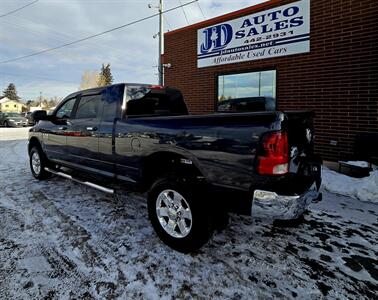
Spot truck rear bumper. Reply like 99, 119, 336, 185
251, 183, 321, 220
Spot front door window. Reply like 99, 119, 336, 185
55, 98, 76, 119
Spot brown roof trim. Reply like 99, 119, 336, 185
165, 0, 283, 36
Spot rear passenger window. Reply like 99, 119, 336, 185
75, 94, 101, 119
101, 85, 123, 121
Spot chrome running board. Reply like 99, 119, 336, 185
44, 167, 114, 194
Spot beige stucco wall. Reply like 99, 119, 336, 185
0, 100, 26, 113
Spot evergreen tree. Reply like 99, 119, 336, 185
3, 83, 20, 101
98, 63, 114, 86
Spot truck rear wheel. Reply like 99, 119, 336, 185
29, 146, 50, 180
148, 177, 213, 253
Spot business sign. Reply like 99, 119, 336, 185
197, 0, 310, 68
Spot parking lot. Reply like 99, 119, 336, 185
0, 127, 377, 299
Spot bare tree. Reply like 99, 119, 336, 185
79, 70, 100, 90
48, 96, 61, 108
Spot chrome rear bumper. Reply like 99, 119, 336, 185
251, 183, 320, 220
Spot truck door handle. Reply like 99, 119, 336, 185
58, 126, 67, 130
86, 126, 98, 131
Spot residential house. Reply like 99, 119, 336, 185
0, 97, 27, 113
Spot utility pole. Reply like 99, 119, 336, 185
158, 0, 164, 86
150, 0, 165, 85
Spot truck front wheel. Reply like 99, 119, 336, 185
29, 146, 50, 180
148, 177, 213, 253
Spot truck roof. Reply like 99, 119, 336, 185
64, 83, 165, 100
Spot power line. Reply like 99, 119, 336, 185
0, 0, 198, 65
197, 1, 206, 19
0, 17, 132, 62
0, 0, 39, 18
178, 0, 190, 25
0, 72, 77, 85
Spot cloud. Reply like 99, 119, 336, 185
0, 0, 266, 100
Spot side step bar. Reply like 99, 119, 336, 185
45, 167, 114, 194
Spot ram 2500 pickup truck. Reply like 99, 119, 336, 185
28, 83, 322, 253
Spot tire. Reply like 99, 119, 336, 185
148, 177, 213, 253
29, 146, 50, 180
4, 121, 9, 127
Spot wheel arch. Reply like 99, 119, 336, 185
141, 151, 205, 189
28, 136, 43, 154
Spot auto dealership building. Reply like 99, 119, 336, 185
163, 0, 377, 161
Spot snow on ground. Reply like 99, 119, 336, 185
322, 167, 378, 203
339, 161, 371, 168
0, 128, 377, 299
0, 126, 30, 141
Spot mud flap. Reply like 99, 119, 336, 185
297, 154, 322, 191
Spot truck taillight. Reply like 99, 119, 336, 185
148, 85, 164, 90
258, 131, 289, 175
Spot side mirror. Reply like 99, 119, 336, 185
32, 110, 47, 122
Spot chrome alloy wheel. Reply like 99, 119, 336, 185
156, 189, 193, 238
31, 151, 41, 175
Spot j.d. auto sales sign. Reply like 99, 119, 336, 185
197, 0, 310, 68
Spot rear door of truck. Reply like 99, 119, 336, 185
65, 93, 102, 169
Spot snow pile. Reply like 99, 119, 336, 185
322, 167, 378, 203
339, 160, 371, 168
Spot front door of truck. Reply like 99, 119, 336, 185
44, 97, 77, 162
65, 93, 102, 170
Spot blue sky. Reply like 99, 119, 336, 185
0, 0, 264, 101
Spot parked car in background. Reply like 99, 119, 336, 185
25, 111, 36, 126
0, 112, 28, 127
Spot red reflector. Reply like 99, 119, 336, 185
148, 85, 164, 90
258, 131, 289, 175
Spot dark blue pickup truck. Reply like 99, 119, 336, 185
28, 83, 322, 252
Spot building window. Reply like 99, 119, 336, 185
14, 104, 17, 108
217, 70, 276, 112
